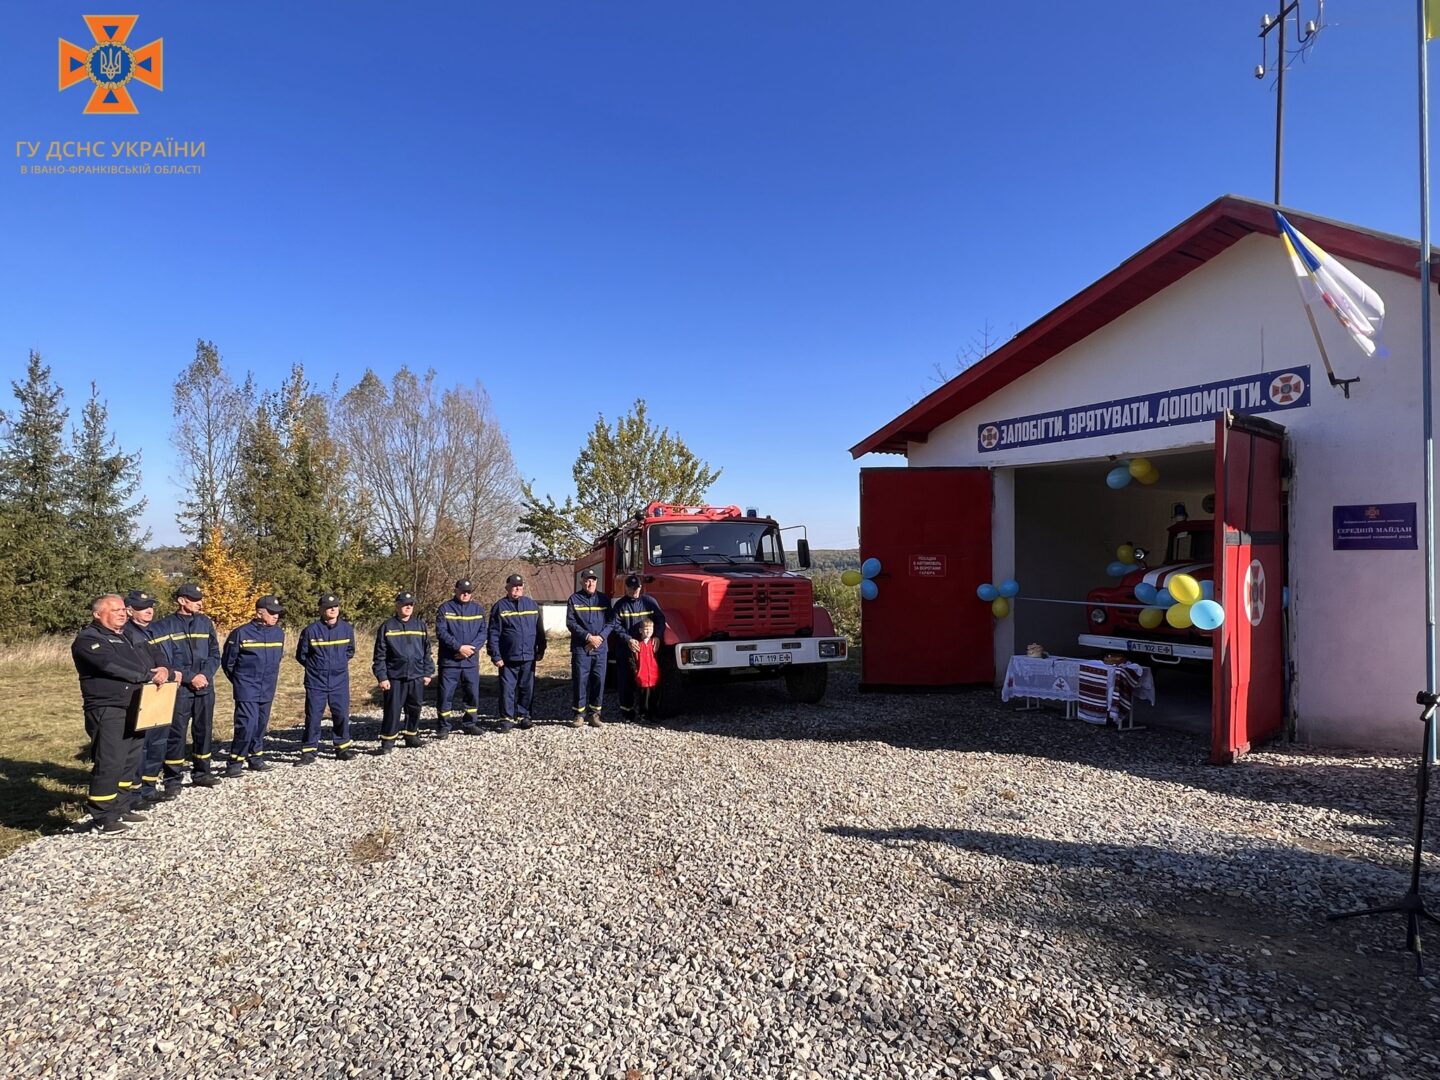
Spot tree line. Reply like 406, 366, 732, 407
0, 344, 727, 640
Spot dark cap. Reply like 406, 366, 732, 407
124, 589, 157, 610
318, 593, 341, 609
175, 583, 203, 601
455, 579, 474, 593
624, 574, 642, 589
256, 595, 285, 614
394, 591, 416, 605
580, 568, 598, 581
505, 573, 524, 587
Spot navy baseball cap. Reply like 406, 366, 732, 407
175, 583, 203, 601
124, 589, 157, 610
580, 569, 598, 581
395, 591, 416, 605
318, 593, 341, 609
455, 579, 474, 593
505, 574, 524, 587
256, 595, 285, 614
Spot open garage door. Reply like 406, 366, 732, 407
1212, 413, 1286, 763
859, 468, 993, 689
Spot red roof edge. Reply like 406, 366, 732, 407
850, 195, 1430, 458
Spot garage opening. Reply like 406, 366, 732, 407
1012, 449, 1217, 735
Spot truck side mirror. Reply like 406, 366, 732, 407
796, 538, 811, 570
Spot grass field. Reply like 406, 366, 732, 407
0, 631, 575, 859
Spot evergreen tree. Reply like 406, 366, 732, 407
66, 383, 148, 602
519, 399, 721, 561
0, 353, 73, 635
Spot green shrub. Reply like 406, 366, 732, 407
809, 571, 861, 644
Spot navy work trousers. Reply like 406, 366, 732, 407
497, 661, 535, 720
164, 688, 216, 788
437, 663, 479, 731
570, 646, 607, 716
380, 678, 424, 742
303, 686, 352, 754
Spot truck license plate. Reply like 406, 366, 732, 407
1129, 641, 1173, 657
749, 652, 793, 666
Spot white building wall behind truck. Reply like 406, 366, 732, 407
909, 232, 1437, 750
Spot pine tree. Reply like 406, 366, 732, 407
519, 399, 721, 561
193, 526, 262, 632
66, 383, 148, 602
0, 352, 73, 635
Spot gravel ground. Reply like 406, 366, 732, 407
3, 668, 1440, 1079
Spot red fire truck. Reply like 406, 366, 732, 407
573, 502, 848, 715
1079, 519, 1217, 663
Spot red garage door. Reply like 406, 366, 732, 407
1212, 412, 1287, 763
859, 467, 993, 689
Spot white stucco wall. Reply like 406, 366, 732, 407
908, 231, 1438, 750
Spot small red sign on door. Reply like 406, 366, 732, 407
910, 554, 947, 577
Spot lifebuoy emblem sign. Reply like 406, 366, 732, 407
1244, 559, 1266, 627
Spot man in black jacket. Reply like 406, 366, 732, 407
72, 594, 169, 835
373, 591, 435, 751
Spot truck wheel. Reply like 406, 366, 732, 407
784, 663, 828, 704
656, 652, 686, 720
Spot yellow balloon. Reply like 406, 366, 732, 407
1116, 543, 1136, 563
1166, 603, 1193, 629
990, 597, 1011, 618
1167, 573, 1202, 605
840, 569, 862, 587
1128, 458, 1152, 479
1136, 467, 1160, 486
1138, 606, 1164, 629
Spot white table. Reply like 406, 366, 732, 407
1001, 655, 1156, 728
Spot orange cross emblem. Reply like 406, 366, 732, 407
59, 16, 163, 115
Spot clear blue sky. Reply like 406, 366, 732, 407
0, 2, 1430, 548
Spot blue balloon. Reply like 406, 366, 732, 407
1200, 580, 1215, 601
861, 557, 882, 580
977, 583, 999, 602
998, 578, 1020, 598
1282, 585, 1290, 610
1156, 591, 1177, 609
1106, 561, 1128, 578
860, 579, 879, 601
1191, 599, 1225, 631
1106, 466, 1133, 490
1134, 582, 1158, 605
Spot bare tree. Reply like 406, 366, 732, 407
929, 319, 1015, 387
172, 340, 252, 542
337, 368, 521, 608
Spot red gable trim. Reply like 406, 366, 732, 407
850, 195, 1431, 458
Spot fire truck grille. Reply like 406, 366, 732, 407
714, 581, 807, 634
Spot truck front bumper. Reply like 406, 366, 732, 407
674, 637, 848, 671
1078, 633, 1213, 661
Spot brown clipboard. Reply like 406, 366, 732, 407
133, 680, 178, 730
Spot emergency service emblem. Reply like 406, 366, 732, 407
59, 16, 163, 115
1244, 559, 1266, 627
979, 425, 1000, 450
1268, 371, 1306, 406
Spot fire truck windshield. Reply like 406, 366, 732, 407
649, 522, 784, 565
1168, 527, 1214, 563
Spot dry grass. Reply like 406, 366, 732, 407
348, 824, 399, 864
0, 629, 574, 859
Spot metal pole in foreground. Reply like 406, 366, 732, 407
1420, 0, 1437, 762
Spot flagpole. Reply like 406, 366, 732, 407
1419, 0, 1437, 761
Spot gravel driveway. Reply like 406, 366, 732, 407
2, 669, 1439, 1079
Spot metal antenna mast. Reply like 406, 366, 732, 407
1255, 1, 1326, 204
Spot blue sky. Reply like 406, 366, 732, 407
0, 2, 1431, 548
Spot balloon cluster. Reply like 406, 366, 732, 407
1106, 542, 1142, 579
976, 578, 1020, 618
841, 558, 884, 600
1133, 573, 1225, 631
1105, 457, 1161, 490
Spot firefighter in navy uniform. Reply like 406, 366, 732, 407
152, 583, 222, 792
221, 595, 286, 775
294, 593, 358, 763
435, 578, 486, 737
611, 574, 667, 722
72, 594, 170, 835
121, 589, 181, 808
486, 573, 545, 732
372, 591, 435, 752
565, 569, 620, 728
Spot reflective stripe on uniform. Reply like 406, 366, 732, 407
310, 638, 352, 646
241, 641, 283, 648
384, 630, 425, 637
498, 610, 537, 618
442, 614, 484, 621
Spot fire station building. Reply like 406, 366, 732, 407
851, 194, 1438, 759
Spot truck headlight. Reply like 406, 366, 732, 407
1090, 608, 1106, 624
681, 646, 713, 665
819, 641, 845, 658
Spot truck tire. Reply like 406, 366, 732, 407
656, 652, 686, 720
784, 663, 828, 704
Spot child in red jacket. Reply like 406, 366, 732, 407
630, 618, 661, 723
